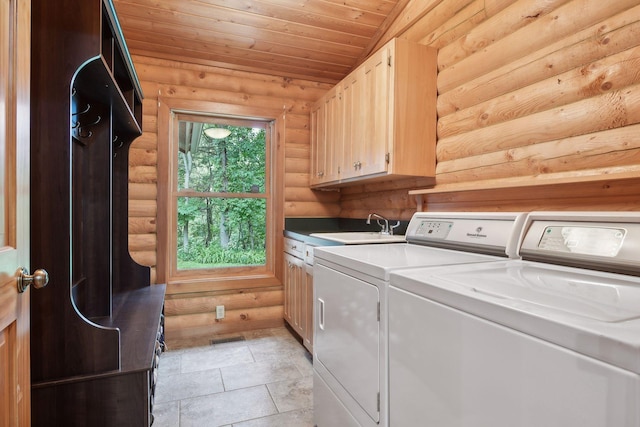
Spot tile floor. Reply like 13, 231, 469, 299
152, 327, 314, 427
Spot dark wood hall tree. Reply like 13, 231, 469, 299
30, 0, 165, 425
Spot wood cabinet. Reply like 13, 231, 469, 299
283, 237, 313, 352
310, 38, 437, 187
29, 1, 164, 426
310, 85, 342, 186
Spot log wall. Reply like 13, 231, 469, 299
341, 0, 640, 218
129, 0, 640, 346
128, 56, 336, 347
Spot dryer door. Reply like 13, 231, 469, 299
314, 263, 380, 422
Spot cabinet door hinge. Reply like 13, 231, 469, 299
387, 55, 392, 67
377, 302, 381, 321
385, 152, 390, 164
377, 392, 381, 411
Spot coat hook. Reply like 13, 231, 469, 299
73, 103, 91, 116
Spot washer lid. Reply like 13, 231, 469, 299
313, 243, 501, 281
390, 260, 640, 374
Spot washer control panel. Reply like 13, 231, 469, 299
538, 226, 626, 257
520, 212, 640, 273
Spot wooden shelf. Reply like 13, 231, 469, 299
410, 167, 640, 196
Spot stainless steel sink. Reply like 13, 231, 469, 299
310, 232, 406, 245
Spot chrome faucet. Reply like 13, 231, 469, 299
367, 213, 390, 235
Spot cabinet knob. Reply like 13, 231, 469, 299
16, 267, 49, 293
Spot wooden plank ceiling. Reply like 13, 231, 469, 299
113, 0, 405, 84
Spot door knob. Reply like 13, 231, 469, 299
16, 267, 49, 293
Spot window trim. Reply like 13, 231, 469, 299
156, 97, 284, 287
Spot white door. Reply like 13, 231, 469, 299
1, 0, 40, 425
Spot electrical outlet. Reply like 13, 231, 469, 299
216, 305, 225, 319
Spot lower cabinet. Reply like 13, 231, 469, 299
283, 237, 314, 353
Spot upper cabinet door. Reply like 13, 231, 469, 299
323, 86, 342, 183
341, 67, 364, 179
0, 0, 33, 425
361, 43, 392, 178
309, 38, 436, 188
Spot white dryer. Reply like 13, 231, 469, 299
388, 212, 640, 427
312, 212, 527, 427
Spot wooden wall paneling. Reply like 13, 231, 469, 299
142, 113, 157, 133
436, 124, 640, 183
286, 143, 310, 160
438, 44, 640, 139
284, 113, 312, 131
129, 55, 336, 343
285, 128, 310, 146
131, 251, 157, 267
340, 188, 416, 220
128, 233, 157, 253
412, 0, 486, 48
166, 276, 282, 296
164, 288, 283, 316
133, 56, 331, 106
437, 0, 572, 71
130, 132, 157, 150
165, 314, 285, 349
437, 0, 639, 94
417, 177, 640, 213
129, 165, 157, 183
129, 148, 157, 167
436, 82, 640, 163
157, 85, 314, 117
437, 6, 640, 116
128, 199, 157, 218
285, 157, 310, 174
284, 201, 341, 217
128, 216, 156, 234
165, 305, 284, 331
373, 0, 447, 50
285, 173, 312, 188
284, 187, 341, 204
129, 183, 157, 200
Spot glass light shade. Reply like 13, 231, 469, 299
204, 127, 231, 139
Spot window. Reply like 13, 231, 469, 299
170, 113, 274, 277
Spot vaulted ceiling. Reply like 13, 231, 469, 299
113, 0, 406, 84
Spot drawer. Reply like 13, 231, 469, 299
284, 237, 304, 258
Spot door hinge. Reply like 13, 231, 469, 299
387, 55, 392, 67
377, 392, 381, 411
385, 152, 390, 164
377, 302, 381, 321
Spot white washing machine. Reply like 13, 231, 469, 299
312, 212, 527, 427
388, 212, 640, 427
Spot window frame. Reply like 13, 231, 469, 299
156, 98, 284, 287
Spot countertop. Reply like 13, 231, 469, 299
284, 217, 408, 246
